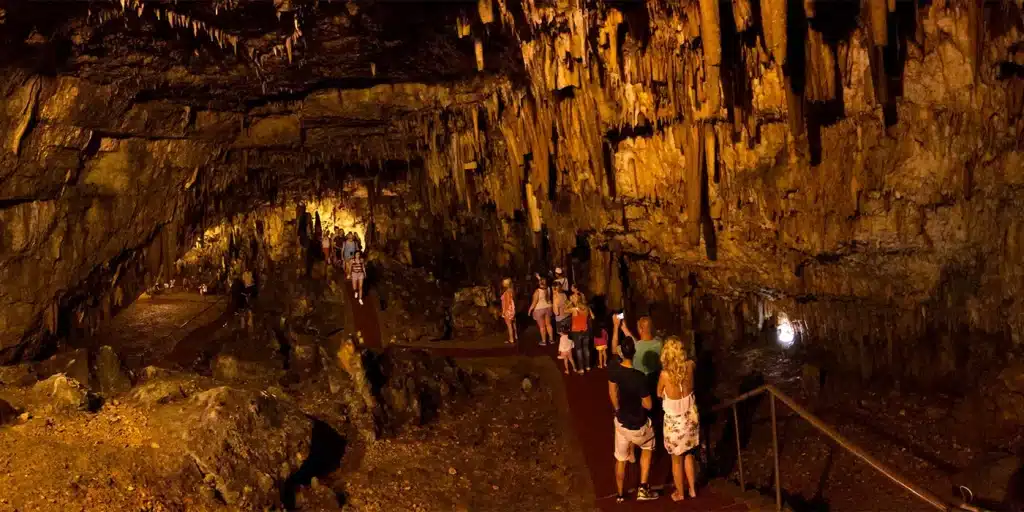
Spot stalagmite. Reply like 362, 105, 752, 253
759, 0, 787, 64
698, 0, 722, 116
370, 62, 376, 76
286, 36, 293, 64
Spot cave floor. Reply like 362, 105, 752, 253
20, 286, 991, 511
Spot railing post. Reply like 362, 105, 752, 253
771, 394, 782, 512
732, 403, 744, 491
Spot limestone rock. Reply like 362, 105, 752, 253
92, 345, 131, 395
31, 374, 96, 412
180, 386, 312, 508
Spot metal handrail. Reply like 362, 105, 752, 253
711, 383, 958, 512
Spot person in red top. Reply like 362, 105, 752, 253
569, 285, 594, 371
500, 278, 517, 345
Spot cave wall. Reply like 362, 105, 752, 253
398, 0, 1024, 386
2, 0, 1024, 387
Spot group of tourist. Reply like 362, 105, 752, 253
499, 270, 701, 504
295, 201, 367, 305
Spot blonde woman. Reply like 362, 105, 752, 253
500, 278, 517, 345
658, 335, 699, 501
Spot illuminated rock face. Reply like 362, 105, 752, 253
1, 2, 1023, 385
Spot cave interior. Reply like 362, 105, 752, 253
1, 0, 1024, 510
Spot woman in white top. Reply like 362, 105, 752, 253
658, 335, 699, 501
527, 279, 554, 346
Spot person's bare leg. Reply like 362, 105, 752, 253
351, 277, 358, 297
671, 454, 684, 501
684, 453, 697, 497
562, 356, 570, 374
505, 318, 515, 344
543, 319, 553, 344
568, 354, 578, 373
639, 448, 653, 486
534, 318, 545, 344
616, 460, 627, 497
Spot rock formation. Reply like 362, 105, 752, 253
0, 1, 1022, 389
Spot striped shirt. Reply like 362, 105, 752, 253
350, 260, 365, 274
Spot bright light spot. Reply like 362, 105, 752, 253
777, 319, 795, 347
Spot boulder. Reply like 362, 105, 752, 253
375, 348, 469, 428
31, 374, 97, 412
131, 368, 204, 406
92, 345, 131, 395
179, 386, 313, 508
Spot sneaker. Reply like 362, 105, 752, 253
637, 485, 659, 501
359, 298, 363, 305
354, 292, 358, 298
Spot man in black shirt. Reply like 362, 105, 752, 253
607, 336, 659, 502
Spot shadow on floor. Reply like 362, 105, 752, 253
281, 418, 348, 508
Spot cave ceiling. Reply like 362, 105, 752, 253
2, 0, 1024, 378
0, 0, 523, 107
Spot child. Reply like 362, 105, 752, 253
557, 327, 578, 375
594, 324, 609, 368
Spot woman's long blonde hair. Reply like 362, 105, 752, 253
661, 335, 693, 384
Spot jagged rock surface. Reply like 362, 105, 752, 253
0, 1, 1022, 389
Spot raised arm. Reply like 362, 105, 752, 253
608, 381, 619, 412
611, 314, 621, 353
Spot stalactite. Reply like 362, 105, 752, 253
805, 28, 836, 102
868, 0, 888, 47
478, 0, 494, 24
733, 0, 754, 32
686, 120, 702, 246
967, 0, 984, 83
759, 0, 787, 64
475, 38, 485, 71
699, 0, 723, 117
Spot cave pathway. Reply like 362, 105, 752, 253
376, 329, 748, 511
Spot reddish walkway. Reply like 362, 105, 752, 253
348, 298, 746, 510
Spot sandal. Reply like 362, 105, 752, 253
671, 491, 685, 502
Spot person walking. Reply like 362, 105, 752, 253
569, 286, 594, 372
343, 233, 358, 278
659, 336, 700, 501
608, 336, 659, 503
500, 278, 517, 345
350, 251, 366, 305
552, 282, 571, 335
527, 279, 553, 346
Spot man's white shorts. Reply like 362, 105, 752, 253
614, 418, 655, 462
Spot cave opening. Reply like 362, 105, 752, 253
1, 1, 1023, 511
